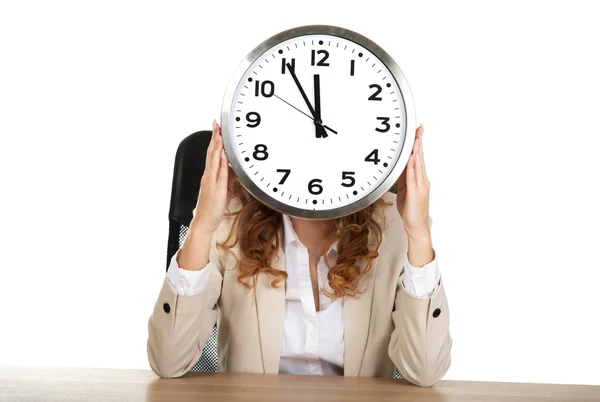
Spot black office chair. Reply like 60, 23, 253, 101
167, 130, 402, 377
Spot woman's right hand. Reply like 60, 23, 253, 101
191, 120, 237, 235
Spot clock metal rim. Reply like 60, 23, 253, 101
221, 24, 416, 220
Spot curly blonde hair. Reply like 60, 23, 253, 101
217, 178, 394, 298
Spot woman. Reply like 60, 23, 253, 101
147, 121, 452, 386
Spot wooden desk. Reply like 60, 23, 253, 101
1, 366, 599, 402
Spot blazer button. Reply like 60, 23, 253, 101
432, 308, 441, 318
163, 303, 171, 314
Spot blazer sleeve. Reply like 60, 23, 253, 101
388, 274, 452, 387
147, 230, 223, 378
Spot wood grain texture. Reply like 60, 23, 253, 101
1, 366, 599, 402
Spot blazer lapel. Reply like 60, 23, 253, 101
254, 229, 287, 374
343, 228, 382, 376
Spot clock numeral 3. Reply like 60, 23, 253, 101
246, 112, 261, 128
375, 117, 390, 133
368, 84, 382, 101
308, 178, 323, 195
276, 169, 291, 184
254, 80, 275, 97
365, 149, 381, 165
341, 171, 355, 187
253, 144, 269, 161
281, 58, 295, 74
311, 50, 330, 67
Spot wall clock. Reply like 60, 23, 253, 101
221, 25, 416, 219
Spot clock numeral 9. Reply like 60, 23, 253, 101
341, 171, 355, 187
254, 80, 275, 97
375, 117, 390, 133
365, 149, 381, 165
308, 178, 323, 195
368, 84, 382, 101
277, 169, 291, 184
253, 144, 269, 161
311, 50, 330, 67
246, 112, 261, 128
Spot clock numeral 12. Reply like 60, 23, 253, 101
255, 80, 275, 97
311, 50, 330, 67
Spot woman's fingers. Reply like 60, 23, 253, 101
209, 123, 223, 183
205, 120, 218, 172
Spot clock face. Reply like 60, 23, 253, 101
222, 26, 415, 219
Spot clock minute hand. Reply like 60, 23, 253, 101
286, 63, 317, 119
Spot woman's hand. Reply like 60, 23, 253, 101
191, 121, 237, 235
396, 124, 431, 240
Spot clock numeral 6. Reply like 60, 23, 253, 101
254, 80, 275, 97
276, 169, 291, 184
308, 178, 323, 195
246, 112, 261, 128
311, 50, 330, 67
253, 144, 269, 161
365, 149, 381, 165
341, 171, 355, 187
375, 117, 390, 133
368, 84, 382, 101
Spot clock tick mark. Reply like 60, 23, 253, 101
313, 199, 318, 205
236, 117, 240, 121
378, 170, 383, 174
259, 65, 263, 69
353, 190, 358, 195
336, 43, 339, 48
289, 194, 292, 200
391, 148, 396, 151
264, 59, 269, 63
318, 40, 323, 45
243, 85, 248, 89
387, 156, 393, 159
352, 48, 355, 53
281, 191, 284, 196
273, 187, 278, 192
238, 142, 243, 145
295, 43, 298, 48
330, 198, 333, 203
372, 63, 376, 67
248, 77, 253, 82
365, 57, 369, 62
235, 126, 241, 129
272, 53, 275, 58
287, 45, 290, 50
241, 150, 246, 154
346, 194, 349, 199
373, 175, 377, 180
236, 135, 241, 137
266, 183, 270, 188
393, 140, 398, 143
394, 107, 400, 110
338, 197, 341, 201
260, 177, 264, 182
389, 91, 395, 95
361, 186, 364, 191
236, 109, 241, 112
392, 99, 397, 102
396, 123, 400, 128
278, 49, 283, 54
254, 171, 259, 175
358, 52, 363, 57
237, 101, 243, 104
367, 181, 371, 186
383, 162, 389, 167
249, 164, 254, 168
386, 83, 392, 88
378, 69, 381, 73
252, 71, 257, 75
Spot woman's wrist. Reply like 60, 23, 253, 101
407, 231, 434, 268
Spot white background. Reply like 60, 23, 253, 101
1, 0, 599, 386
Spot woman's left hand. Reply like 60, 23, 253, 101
396, 124, 431, 240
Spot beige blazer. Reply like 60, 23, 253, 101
147, 192, 452, 386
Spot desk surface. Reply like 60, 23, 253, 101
1, 366, 599, 402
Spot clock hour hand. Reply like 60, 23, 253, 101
313, 74, 327, 138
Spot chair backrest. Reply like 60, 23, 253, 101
167, 130, 218, 372
167, 130, 403, 377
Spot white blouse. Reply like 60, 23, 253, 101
166, 214, 440, 376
